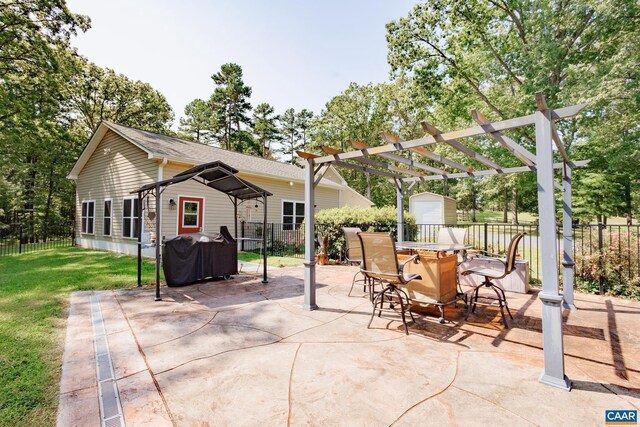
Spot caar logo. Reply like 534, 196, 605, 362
606, 410, 637, 425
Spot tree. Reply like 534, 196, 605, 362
179, 98, 215, 143
386, 0, 640, 220
209, 63, 253, 151
252, 103, 280, 157
65, 58, 174, 134
277, 108, 302, 164
296, 109, 314, 149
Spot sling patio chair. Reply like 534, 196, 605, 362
461, 231, 526, 329
357, 232, 421, 335
344, 227, 374, 299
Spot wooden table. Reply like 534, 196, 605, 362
396, 242, 471, 323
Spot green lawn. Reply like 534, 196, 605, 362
238, 251, 304, 268
0, 247, 157, 427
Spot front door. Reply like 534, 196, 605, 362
178, 196, 204, 234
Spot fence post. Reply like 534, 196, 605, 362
19, 224, 23, 254
598, 222, 604, 295
483, 222, 488, 253
270, 223, 275, 256
241, 221, 245, 251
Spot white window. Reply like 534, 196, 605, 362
182, 201, 199, 227
103, 199, 112, 236
283, 201, 304, 230
122, 197, 139, 239
81, 200, 95, 234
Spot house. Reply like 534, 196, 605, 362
67, 121, 372, 256
409, 191, 457, 224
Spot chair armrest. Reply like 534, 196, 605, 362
398, 254, 419, 273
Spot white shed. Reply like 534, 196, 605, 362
409, 191, 457, 224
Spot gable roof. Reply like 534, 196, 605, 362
67, 122, 344, 190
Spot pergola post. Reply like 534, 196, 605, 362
562, 164, 575, 309
396, 180, 404, 242
535, 108, 570, 390
262, 193, 268, 284
303, 159, 318, 310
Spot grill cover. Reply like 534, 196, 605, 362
162, 228, 237, 287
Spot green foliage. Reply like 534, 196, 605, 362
315, 206, 416, 259
66, 57, 174, 134
209, 63, 256, 152
574, 227, 640, 298
252, 103, 281, 158
386, 0, 640, 222
276, 107, 314, 164
179, 98, 215, 143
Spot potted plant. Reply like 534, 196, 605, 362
316, 234, 329, 265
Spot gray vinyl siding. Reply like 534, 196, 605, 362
75, 130, 157, 242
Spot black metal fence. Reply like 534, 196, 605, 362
240, 221, 640, 289
0, 212, 74, 256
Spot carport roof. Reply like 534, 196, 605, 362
133, 160, 272, 200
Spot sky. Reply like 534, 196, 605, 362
66, 0, 416, 128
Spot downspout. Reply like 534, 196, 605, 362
156, 157, 168, 240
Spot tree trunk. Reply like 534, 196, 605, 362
443, 178, 449, 197
43, 163, 56, 241
471, 183, 477, 222
365, 172, 371, 200
511, 188, 519, 225
503, 186, 508, 223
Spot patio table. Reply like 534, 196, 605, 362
395, 241, 471, 323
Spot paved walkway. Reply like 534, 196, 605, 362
57, 265, 640, 426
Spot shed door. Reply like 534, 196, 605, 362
178, 196, 204, 234
413, 201, 442, 224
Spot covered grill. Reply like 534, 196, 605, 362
162, 227, 237, 287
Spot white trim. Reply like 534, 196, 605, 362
103, 198, 112, 236
176, 195, 205, 235
76, 237, 156, 258
122, 196, 139, 240
81, 199, 96, 235
282, 199, 304, 230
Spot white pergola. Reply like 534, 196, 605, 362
297, 93, 589, 391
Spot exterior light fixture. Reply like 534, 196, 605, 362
169, 199, 176, 210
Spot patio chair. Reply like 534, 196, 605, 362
461, 232, 526, 329
344, 227, 371, 298
357, 232, 421, 335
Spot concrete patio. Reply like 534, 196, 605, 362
57, 265, 640, 426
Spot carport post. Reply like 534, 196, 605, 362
562, 164, 575, 309
535, 108, 570, 390
396, 180, 404, 242
303, 158, 318, 310
154, 184, 162, 301
137, 191, 142, 287
262, 193, 268, 284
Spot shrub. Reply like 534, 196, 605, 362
574, 227, 640, 299
315, 206, 416, 260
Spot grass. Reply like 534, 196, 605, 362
0, 247, 157, 427
238, 251, 304, 268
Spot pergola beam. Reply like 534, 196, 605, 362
312, 103, 586, 165
471, 109, 536, 166
297, 150, 402, 179
421, 121, 503, 170
319, 145, 425, 178
381, 132, 472, 173
401, 160, 589, 182
349, 140, 445, 175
